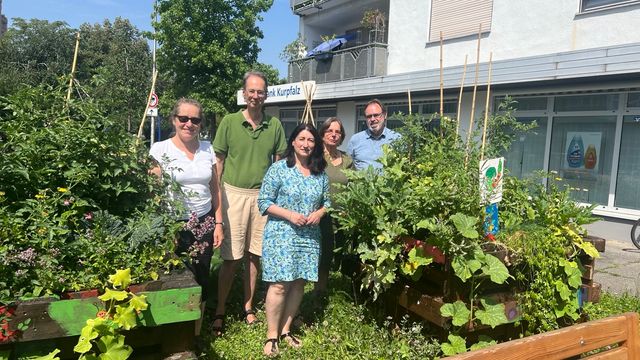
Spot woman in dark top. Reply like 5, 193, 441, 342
315, 117, 353, 296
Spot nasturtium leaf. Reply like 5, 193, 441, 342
450, 213, 479, 239
37, 349, 61, 360
452, 255, 481, 282
475, 299, 509, 328
481, 254, 511, 284
415, 218, 436, 231
98, 288, 128, 302
129, 294, 148, 312
114, 306, 137, 330
470, 336, 497, 351
80, 323, 99, 341
96, 334, 133, 360
73, 337, 93, 354
440, 300, 471, 327
441, 334, 467, 356
562, 260, 583, 288
576, 241, 600, 259
108, 269, 131, 289
555, 280, 571, 301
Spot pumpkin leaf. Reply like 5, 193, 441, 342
440, 300, 471, 327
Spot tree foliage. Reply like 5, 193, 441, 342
0, 18, 152, 132
153, 0, 274, 115
0, 18, 75, 95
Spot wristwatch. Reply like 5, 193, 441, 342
214, 221, 224, 227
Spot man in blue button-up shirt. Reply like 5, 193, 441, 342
348, 99, 400, 170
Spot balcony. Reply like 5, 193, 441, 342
288, 41, 387, 84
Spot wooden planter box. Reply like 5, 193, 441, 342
386, 236, 606, 334
0, 270, 201, 359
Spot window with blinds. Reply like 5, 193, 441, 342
428, 0, 493, 43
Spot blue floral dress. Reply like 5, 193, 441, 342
258, 160, 330, 282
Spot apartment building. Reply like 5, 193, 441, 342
255, 0, 640, 223
0, 0, 7, 37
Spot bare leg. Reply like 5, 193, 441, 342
213, 259, 240, 331
243, 253, 261, 323
264, 282, 287, 355
280, 279, 305, 341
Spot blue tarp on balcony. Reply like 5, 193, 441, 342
306, 37, 347, 57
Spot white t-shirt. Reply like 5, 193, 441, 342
150, 139, 215, 220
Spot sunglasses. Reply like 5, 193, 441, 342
176, 115, 202, 125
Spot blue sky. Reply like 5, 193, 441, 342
2, 0, 297, 77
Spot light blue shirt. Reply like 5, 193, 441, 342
347, 127, 400, 170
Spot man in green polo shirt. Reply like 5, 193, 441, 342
211, 71, 287, 334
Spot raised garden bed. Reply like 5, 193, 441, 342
0, 270, 201, 359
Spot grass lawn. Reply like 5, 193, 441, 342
196, 253, 441, 359
193, 254, 640, 359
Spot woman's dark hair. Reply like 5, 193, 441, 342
283, 123, 327, 175
318, 117, 346, 146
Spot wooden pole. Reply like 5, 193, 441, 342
465, 24, 482, 167
137, 69, 158, 139
456, 55, 468, 136
480, 52, 494, 163
407, 89, 412, 114
66, 32, 81, 103
439, 31, 444, 120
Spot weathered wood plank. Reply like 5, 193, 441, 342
447, 312, 638, 359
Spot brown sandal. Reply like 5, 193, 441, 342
263, 338, 279, 357
280, 332, 302, 349
244, 309, 261, 325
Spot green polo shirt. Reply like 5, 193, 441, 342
213, 110, 287, 189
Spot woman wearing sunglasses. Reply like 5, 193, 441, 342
149, 98, 224, 326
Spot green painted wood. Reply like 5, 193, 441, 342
47, 298, 102, 336
138, 287, 201, 326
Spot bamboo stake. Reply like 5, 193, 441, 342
456, 55, 468, 136
407, 89, 412, 114
480, 52, 494, 163
137, 69, 158, 139
439, 31, 444, 120
465, 24, 482, 167
66, 32, 81, 103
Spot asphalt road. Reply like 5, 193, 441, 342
587, 219, 640, 295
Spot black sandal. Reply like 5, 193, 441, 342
244, 309, 261, 325
210, 314, 225, 337
263, 338, 279, 357
280, 332, 302, 349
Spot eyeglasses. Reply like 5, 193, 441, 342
365, 113, 384, 119
176, 115, 202, 125
246, 89, 267, 97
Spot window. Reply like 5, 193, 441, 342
628, 92, 640, 108
548, 116, 616, 205
580, 0, 640, 12
279, 107, 337, 138
494, 96, 547, 111
355, 100, 457, 132
429, 0, 493, 42
502, 117, 548, 179
614, 115, 640, 210
554, 94, 619, 112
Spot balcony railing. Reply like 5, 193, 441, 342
288, 42, 388, 84
290, 0, 332, 15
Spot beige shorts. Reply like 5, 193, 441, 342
220, 183, 267, 260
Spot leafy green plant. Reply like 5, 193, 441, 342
73, 269, 147, 360
0, 81, 181, 301
279, 33, 307, 62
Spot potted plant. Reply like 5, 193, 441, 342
361, 9, 386, 43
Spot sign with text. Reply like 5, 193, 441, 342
236, 81, 314, 105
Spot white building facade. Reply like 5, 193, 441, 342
260, 0, 640, 224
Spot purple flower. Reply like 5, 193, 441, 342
84, 212, 93, 221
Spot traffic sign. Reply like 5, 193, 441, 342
149, 92, 159, 108
146, 108, 158, 117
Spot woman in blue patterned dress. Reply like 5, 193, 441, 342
258, 123, 329, 356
